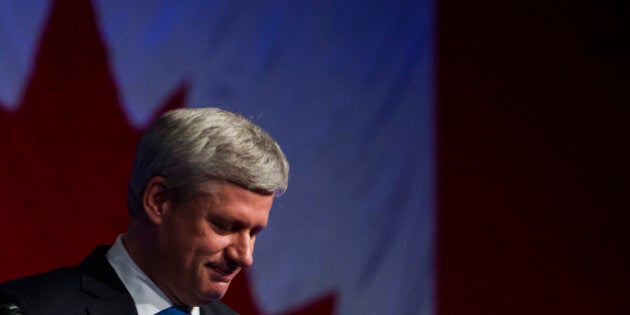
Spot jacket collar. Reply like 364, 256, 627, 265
78, 245, 137, 315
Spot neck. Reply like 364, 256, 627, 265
123, 218, 155, 264
123, 219, 189, 308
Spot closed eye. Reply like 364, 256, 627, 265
209, 216, 235, 234
211, 221, 231, 234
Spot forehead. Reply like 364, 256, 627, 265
193, 182, 275, 224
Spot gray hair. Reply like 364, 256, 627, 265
127, 107, 289, 216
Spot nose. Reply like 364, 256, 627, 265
227, 232, 254, 268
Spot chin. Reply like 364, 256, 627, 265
199, 283, 231, 302
189, 291, 222, 306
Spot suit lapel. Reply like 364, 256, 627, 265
78, 246, 137, 315
200, 300, 238, 315
200, 304, 217, 315
83, 291, 136, 315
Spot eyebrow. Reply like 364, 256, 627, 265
211, 214, 266, 231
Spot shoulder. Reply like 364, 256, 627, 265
0, 267, 81, 295
0, 245, 128, 314
0, 267, 89, 313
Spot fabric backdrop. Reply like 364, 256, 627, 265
0, 1, 433, 314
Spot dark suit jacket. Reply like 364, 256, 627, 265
0, 246, 237, 315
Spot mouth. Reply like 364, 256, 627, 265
205, 263, 238, 282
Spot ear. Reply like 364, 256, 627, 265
142, 176, 170, 225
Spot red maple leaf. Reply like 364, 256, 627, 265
0, 0, 139, 277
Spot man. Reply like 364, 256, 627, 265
0, 107, 289, 315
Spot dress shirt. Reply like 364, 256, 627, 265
106, 234, 200, 315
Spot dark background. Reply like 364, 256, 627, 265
436, 0, 629, 314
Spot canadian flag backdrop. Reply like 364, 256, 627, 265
1, 1, 433, 314
1, 0, 628, 315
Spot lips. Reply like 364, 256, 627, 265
205, 263, 237, 282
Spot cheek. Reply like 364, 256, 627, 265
161, 223, 209, 262
193, 231, 231, 256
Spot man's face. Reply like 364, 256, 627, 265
154, 182, 274, 306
